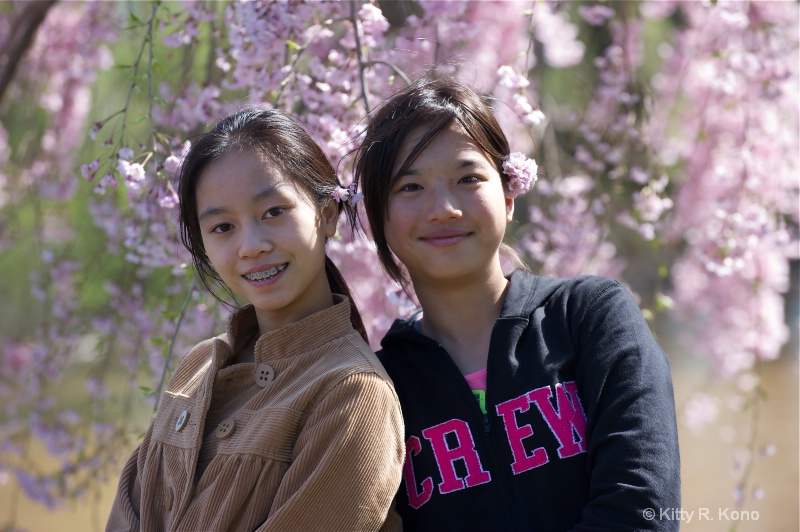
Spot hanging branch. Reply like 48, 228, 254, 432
153, 277, 197, 413
350, 0, 370, 114
273, 17, 342, 107
363, 60, 412, 86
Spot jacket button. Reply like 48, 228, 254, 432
175, 410, 189, 432
215, 418, 235, 439
255, 363, 275, 387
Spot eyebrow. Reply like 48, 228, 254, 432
395, 158, 486, 180
198, 185, 279, 223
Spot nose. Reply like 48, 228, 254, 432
424, 184, 462, 222
238, 223, 273, 259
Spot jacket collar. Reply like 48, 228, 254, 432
223, 294, 354, 363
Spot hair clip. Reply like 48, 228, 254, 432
502, 152, 538, 198
331, 183, 363, 206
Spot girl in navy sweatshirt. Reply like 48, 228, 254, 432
353, 71, 680, 531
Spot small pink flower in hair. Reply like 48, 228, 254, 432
331, 183, 363, 206
502, 152, 538, 198
331, 186, 350, 203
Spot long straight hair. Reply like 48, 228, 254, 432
178, 107, 368, 342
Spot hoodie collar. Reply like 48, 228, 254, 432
381, 269, 562, 349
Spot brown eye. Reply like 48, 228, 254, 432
264, 207, 286, 219
211, 223, 234, 234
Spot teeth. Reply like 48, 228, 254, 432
244, 263, 286, 281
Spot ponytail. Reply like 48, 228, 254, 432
500, 243, 529, 274
325, 255, 369, 344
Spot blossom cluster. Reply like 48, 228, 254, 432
646, 0, 798, 377
502, 152, 538, 198
645, 0, 797, 508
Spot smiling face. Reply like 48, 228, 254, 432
384, 123, 513, 289
196, 150, 338, 332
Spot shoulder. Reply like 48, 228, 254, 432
530, 273, 628, 312
301, 333, 402, 424
535, 274, 648, 334
538, 273, 621, 302
559, 275, 629, 317
309, 329, 397, 396
562, 275, 640, 320
560, 277, 666, 370
375, 315, 429, 368
507, 270, 626, 319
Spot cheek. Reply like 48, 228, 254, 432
382, 218, 402, 254
386, 198, 413, 225
473, 194, 501, 218
288, 210, 327, 250
201, 242, 225, 271
383, 200, 409, 225
200, 232, 234, 265
483, 186, 510, 214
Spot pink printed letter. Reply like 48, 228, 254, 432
421, 419, 491, 494
528, 382, 587, 459
403, 435, 433, 509
495, 394, 549, 474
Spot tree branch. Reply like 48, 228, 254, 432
0, 0, 58, 107
350, 0, 370, 114
363, 60, 412, 86
153, 276, 197, 413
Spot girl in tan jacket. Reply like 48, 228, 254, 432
107, 108, 404, 532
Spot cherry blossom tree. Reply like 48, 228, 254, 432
0, 0, 796, 524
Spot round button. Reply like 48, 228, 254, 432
175, 410, 189, 432
256, 363, 275, 387
165, 487, 174, 511
215, 418, 235, 439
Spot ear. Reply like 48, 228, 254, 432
322, 201, 340, 238
505, 196, 515, 223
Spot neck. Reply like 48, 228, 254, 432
411, 262, 509, 375
254, 273, 335, 338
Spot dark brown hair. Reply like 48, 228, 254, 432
178, 107, 368, 342
353, 70, 523, 285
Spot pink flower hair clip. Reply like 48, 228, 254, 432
502, 152, 538, 198
331, 182, 364, 206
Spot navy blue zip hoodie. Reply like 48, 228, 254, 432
378, 271, 680, 531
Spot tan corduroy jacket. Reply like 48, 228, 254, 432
107, 296, 404, 532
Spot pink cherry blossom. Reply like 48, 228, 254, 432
578, 4, 615, 26
502, 152, 538, 198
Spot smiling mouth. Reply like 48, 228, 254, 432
421, 232, 471, 245
243, 263, 287, 281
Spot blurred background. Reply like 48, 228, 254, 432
0, 1, 797, 530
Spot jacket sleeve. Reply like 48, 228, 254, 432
573, 279, 681, 532
258, 371, 405, 532
106, 424, 152, 532
378, 497, 404, 532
